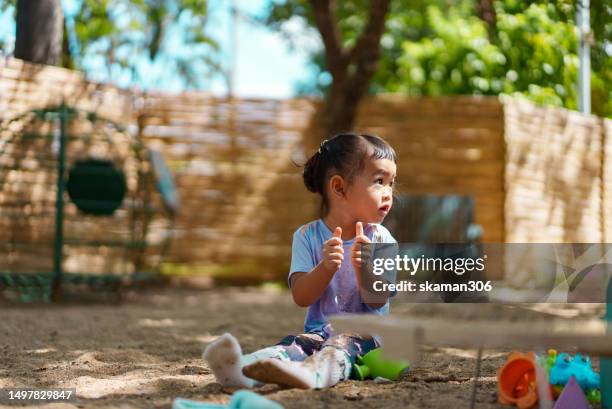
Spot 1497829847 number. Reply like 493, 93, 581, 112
5, 389, 74, 401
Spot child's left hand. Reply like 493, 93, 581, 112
350, 221, 371, 279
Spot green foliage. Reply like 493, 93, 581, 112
398, 5, 575, 105
266, 0, 464, 95
267, 0, 611, 117
0, 0, 15, 13
398, 2, 609, 115
0, 0, 220, 89
71, 0, 219, 89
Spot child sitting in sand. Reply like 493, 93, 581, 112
203, 133, 398, 389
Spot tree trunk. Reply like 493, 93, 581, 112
15, 0, 64, 65
477, 0, 497, 42
311, 0, 391, 137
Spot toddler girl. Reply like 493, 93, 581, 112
203, 133, 398, 389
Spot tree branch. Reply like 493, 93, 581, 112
310, 0, 348, 77
348, 0, 391, 65
312, 0, 392, 135
476, 0, 497, 42
343, 0, 391, 109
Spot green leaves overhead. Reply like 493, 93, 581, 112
70, 0, 218, 88
0, 0, 219, 89
267, 0, 610, 117
396, 2, 609, 115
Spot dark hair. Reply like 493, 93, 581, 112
302, 133, 397, 215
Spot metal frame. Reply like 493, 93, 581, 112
0, 104, 176, 302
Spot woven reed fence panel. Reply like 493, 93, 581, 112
355, 95, 505, 243
0, 57, 136, 124
139, 95, 507, 279
3, 57, 612, 282
139, 93, 320, 278
504, 97, 605, 243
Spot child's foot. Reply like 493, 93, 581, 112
243, 347, 350, 390
202, 333, 255, 388
242, 358, 315, 389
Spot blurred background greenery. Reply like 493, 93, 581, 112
268, 0, 610, 117
0, 0, 609, 117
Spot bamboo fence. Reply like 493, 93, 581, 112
1, 57, 610, 281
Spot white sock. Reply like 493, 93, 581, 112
202, 333, 256, 388
242, 346, 351, 389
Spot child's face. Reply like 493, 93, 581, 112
344, 157, 396, 224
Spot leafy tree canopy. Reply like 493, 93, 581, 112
0, 0, 220, 89
267, 0, 611, 117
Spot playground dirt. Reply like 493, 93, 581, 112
0, 286, 604, 409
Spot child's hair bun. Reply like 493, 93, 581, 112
302, 151, 323, 194
303, 139, 331, 194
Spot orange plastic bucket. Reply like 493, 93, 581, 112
498, 352, 538, 409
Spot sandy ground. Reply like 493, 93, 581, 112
0, 285, 605, 409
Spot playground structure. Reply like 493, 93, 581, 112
0, 104, 178, 301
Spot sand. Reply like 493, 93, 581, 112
0, 286, 605, 408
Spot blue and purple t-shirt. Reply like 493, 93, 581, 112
288, 219, 397, 339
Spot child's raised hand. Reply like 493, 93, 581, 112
322, 227, 344, 274
351, 221, 371, 274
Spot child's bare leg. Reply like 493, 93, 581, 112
242, 333, 377, 389
242, 345, 351, 389
203, 333, 323, 388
